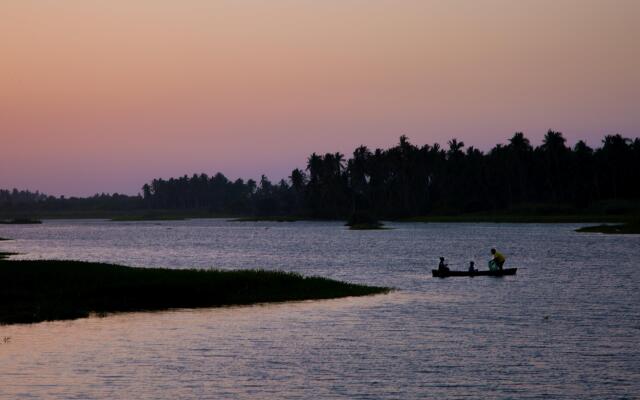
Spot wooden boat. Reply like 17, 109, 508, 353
432, 268, 517, 278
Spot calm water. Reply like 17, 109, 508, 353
1, 219, 639, 399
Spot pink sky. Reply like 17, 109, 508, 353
1, 0, 639, 196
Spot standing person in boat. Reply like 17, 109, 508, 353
468, 261, 476, 272
490, 248, 506, 270
438, 257, 449, 272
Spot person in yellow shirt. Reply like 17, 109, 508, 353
491, 248, 506, 270
438, 257, 450, 272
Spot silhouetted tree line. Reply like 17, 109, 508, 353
2, 132, 639, 218
0, 190, 142, 215
138, 131, 640, 217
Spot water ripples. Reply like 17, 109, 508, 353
0, 220, 639, 398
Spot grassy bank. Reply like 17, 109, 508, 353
0, 218, 42, 224
230, 216, 302, 222
231, 214, 634, 224
105, 211, 238, 221
0, 260, 389, 325
575, 222, 640, 234
0, 209, 239, 221
3, 209, 638, 224
400, 214, 638, 223
111, 214, 188, 221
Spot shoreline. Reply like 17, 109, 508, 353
2, 211, 637, 224
4, 213, 639, 231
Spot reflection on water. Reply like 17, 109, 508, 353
1, 220, 639, 399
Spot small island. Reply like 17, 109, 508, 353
575, 222, 640, 234
347, 222, 387, 230
110, 214, 188, 222
345, 211, 387, 230
230, 216, 301, 222
0, 260, 389, 325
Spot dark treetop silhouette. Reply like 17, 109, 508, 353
2, 131, 639, 219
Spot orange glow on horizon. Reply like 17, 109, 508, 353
1, 0, 639, 195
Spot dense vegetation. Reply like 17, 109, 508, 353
0, 190, 143, 218
0, 260, 389, 324
1, 131, 639, 219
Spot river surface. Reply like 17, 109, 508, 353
0, 219, 639, 399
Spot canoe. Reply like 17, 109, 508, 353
432, 268, 517, 278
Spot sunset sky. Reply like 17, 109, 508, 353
1, 0, 639, 196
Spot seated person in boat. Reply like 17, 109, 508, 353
468, 261, 476, 272
490, 248, 506, 270
438, 257, 449, 272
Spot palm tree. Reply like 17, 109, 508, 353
507, 132, 533, 205
447, 138, 465, 159
539, 130, 569, 202
599, 134, 632, 199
